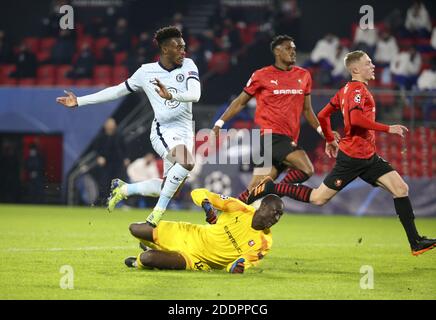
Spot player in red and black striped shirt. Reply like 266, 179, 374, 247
211, 35, 336, 203
248, 51, 436, 256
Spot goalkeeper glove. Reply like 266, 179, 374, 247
229, 258, 245, 274
201, 200, 217, 224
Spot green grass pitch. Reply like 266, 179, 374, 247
0, 204, 435, 300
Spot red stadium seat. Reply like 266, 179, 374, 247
37, 65, 55, 82
37, 78, 55, 86
114, 51, 127, 65
112, 66, 128, 84
17, 78, 36, 86
0, 78, 17, 86
75, 78, 93, 86
23, 37, 40, 53
56, 65, 73, 86
40, 37, 56, 52
94, 37, 110, 59
36, 50, 51, 63
93, 65, 112, 85
0, 64, 16, 84
76, 35, 94, 51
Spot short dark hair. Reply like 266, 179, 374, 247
154, 26, 183, 49
270, 35, 294, 52
261, 194, 283, 208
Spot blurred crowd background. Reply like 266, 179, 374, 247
1, 0, 436, 216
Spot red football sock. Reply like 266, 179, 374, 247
274, 183, 312, 202
280, 169, 310, 184
238, 189, 249, 203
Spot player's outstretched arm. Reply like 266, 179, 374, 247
56, 90, 78, 108
56, 82, 132, 108
210, 91, 251, 135
153, 78, 201, 102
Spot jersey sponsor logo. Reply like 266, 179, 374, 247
334, 179, 343, 188
165, 87, 181, 108
224, 226, 242, 253
273, 89, 304, 95
270, 80, 278, 85
354, 93, 361, 103
248, 240, 255, 247
176, 74, 185, 82
172, 175, 183, 183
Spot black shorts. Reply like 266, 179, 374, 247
256, 133, 301, 173
323, 150, 394, 191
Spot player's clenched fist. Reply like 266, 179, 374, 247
201, 200, 217, 224
56, 90, 78, 108
229, 258, 245, 274
388, 125, 408, 138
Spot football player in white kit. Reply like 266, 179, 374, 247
56, 26, 201, 226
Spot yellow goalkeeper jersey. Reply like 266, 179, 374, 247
187, 188, 272, 271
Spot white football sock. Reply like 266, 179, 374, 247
123, 179, 162, 197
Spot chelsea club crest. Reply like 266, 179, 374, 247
176, 74, 185, 82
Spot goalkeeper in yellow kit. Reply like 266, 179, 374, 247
124, 188, 284, 273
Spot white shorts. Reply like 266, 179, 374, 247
150, 120, 194, 176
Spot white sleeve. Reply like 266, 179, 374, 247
125, 67, 144, 92
171, 78, 201, 102
77, 82, 131, 106
170, 60, 201, 102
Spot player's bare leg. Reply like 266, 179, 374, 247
281, 149, 314, 184
125, 222, 187, 269
146, 144, 194, 226
376, 171, 436, 255
308, 183, 338, 206
137, 250, 186, 270
238, 166, 279, 202
129, 222, 154, 242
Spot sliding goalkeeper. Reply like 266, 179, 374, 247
124, 188, 284, 273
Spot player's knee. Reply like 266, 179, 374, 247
310, 193, 328, 206
311, 198, 328, 206
129, 223, 140, 237
392, 181, 409, 197
139, 251, 153, 267
303, 166, 314, 178
182, 162, 195, 171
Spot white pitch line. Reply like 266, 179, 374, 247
2, 246, 137, 252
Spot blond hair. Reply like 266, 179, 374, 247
343, 50, 366, 70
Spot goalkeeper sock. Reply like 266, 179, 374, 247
274, 183, 312, 203
280, 169, 310, 184
394, 196, 420, 245
124, 178, 162, 197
